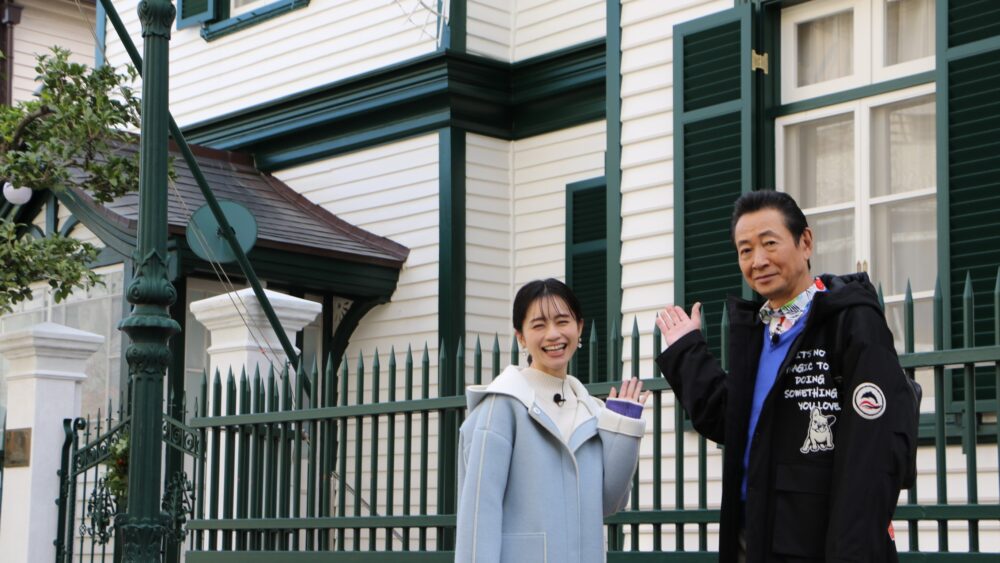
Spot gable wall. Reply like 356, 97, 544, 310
12, 0, 96, 105
468, 0, 605, 62
105, 0, 440, 127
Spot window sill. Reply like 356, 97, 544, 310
201, 0, 309, 42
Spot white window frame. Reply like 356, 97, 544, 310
871, 0, 936, 82
775, 82, 937, 308
231, 0, 267, 17
781, 0, 934, 104
781, 0, 870, 103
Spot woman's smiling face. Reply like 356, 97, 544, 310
516, 295, 584, 378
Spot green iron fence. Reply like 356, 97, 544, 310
175, 274, 999, 561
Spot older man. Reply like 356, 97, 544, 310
656, 190, 917, 562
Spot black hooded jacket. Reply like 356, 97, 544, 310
656, 273, 917, 562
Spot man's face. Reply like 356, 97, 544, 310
733, 208, 814, 307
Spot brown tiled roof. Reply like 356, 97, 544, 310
87, 141, 408, 268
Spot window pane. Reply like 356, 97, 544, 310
871, 95, 935, 197
809, 210, 854, 276
871, 196, 936, 295
784, 113, 855, 208
885, 0, 935, 66
797, 10, 854, 86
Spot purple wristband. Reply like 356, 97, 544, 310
606, 398, 643, 419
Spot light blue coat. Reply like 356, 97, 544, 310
455, 366, 645, 563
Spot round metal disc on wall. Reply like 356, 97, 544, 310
186, 201, 258, 264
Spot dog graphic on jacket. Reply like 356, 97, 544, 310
800, 408, 836, 453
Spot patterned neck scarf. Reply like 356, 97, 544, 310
758, 277, 826, 338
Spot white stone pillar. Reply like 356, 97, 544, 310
0, 322, 104, 563
189, 288, 322, 384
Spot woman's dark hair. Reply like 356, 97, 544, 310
730, 190, 809, 246
512, 278, 584, 333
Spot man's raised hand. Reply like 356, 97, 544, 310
656, 303, 702, 347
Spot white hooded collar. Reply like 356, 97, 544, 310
465, 365, 599, 417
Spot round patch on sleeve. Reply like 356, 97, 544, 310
852, 382, 886, 420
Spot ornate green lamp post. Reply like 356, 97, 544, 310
117, 1, 180, 560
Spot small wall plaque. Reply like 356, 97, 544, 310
3, 428, 31, 468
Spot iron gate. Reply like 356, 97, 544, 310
55, 402, 203, 563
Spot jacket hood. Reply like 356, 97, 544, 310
811, 272, 883, 323
465, 365, 598, 416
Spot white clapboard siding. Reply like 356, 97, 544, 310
465, 133, 513, 358
618, 0, 735, 552
276, 135, 444, 547
104, 1, 438, 127
619, 0, 732, 373
467, 0, 513, 60
12, 0, 95, 105
275, 133, 440, 367
512, 120, 606, 287
513, 0, 605, 61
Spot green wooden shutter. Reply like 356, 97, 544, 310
940, 1, 1000, 407
674, 4, 755, 358
567, 177, 607, 382
177, 0, 217, 30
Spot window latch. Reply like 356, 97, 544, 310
751, 50, 769, 74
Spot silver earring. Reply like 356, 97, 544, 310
577, 341, 583, 349
521, 349, 527, 357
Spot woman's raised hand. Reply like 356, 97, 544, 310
609, 376, 650, 405
656, 303, 702, 347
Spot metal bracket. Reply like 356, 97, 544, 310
752, 49, 769, 74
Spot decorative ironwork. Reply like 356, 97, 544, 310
80, 476, 119, 545
162, 415, 203, 459
72, 418, 130, 476
161, 470, 195, 544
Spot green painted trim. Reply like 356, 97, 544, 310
945, 34, 1000, 62
606, 1, 623, 360
89, 246, 125, 269
183, 42, 605, 170
327, 298, 379, 378
512, 38, 606, 138
673, 11, 686, 310
176, 0, 218, 30
45, 192, 57, 235
58, 216, 79, 237
201, 0, 309, 42
773, 71, 935, 117
180, 245, 402, 300
438, 127, 465, 359
936, 0, 951, 347
446, 0, 466, 53
437, 127, 466, 551
53, 190, 136, 256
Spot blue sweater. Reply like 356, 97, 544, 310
741, 306, 811, 499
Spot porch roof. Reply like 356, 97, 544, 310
72, 141, 409, 269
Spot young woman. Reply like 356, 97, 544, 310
455, 278, 648, 563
